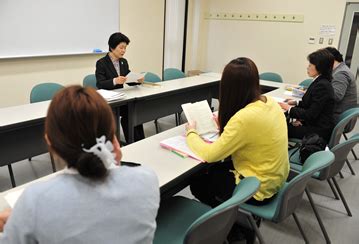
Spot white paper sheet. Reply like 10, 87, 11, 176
182, 100, 218, 135
126, 72, 145, 83
160, 135, 204, 162
97, 89, 126, 101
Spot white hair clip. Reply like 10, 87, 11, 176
82, 135, 117, 169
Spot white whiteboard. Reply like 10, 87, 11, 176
0, 0, 119, 58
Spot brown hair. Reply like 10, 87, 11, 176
45, 85, 116, 180
218, 57, 261, 133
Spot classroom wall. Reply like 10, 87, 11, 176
187, 0, 350, 84
0, 0, 164, 108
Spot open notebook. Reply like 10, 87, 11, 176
160, 135, 205, 162
181, 100, 218, 135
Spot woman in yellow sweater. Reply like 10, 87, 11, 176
186, 57, 289, 208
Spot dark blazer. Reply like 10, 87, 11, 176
289, 75, 335, 133
95, 54, 130, 90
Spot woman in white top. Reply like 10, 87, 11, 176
0, 85, 160, 244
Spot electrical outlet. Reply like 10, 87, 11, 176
328, 38, 333, 45
319, 37, 324, 44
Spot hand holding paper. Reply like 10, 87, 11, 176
126, 72, 145, 84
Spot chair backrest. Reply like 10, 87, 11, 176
30, 82, 64, 103
184, 177, 260, 244
299, 78, 313, 88
259, 72, 283, 83
83, 74, 97, 89
339, 106, 359, 133
144, 72, 161, 83
321, 133, 359, 179
328, 107, 359, 148
163, 68, 186, 81
273, 151, 335, 222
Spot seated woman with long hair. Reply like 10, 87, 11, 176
0, 86, 159, 244
186, 57, 289, 207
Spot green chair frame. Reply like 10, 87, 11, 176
154, 177, 260, 244
259, 72, 283, 83
240, 151, 335, 244
83, 74, 97, 89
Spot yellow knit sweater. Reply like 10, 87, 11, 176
186, 96, 289, 201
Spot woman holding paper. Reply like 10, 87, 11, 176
186, 57, 289, 206
95, 32, 144, 90
279, 49, 335, 142
0, 86, 159, 243
95, 32, 145, 141
185, 58, 289, 242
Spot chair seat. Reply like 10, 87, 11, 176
239, 190, 283, 221
154, 196, 211, 244
290, 163, 320, 179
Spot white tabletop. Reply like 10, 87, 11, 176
0, 100, 50, 127
119, 75, 219, 99
121, 124, 200, 187
0, 124, 199, 209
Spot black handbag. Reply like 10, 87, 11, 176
299, 133, 327, 164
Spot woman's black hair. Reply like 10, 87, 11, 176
307, 49, 335, 80
108, 32, 130, 52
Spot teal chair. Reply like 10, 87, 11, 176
28, 83, 63, 183
144, 72, 161, 83
240, 151, 335, 243
299, 78, 313, 88
6, 83, 63, 187
163, 68, 186, 81
154, 177, 260, 244
340, 107, 359, 161
291, 134, 359, 217
83, 74, 97, 89
259, 72, 283, 83
30, 82, 64, 103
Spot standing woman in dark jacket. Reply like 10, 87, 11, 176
280, 49, 335, 142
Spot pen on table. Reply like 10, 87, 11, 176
171, 150, 186, 158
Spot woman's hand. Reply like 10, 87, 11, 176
292, 120, 303, 127
284, 99, 297, 106
115, 76, 127, 85
279, 102, 292, 111
137, 77, 144, 83
213, 114, 219, 129
0, 208, 12, 232
185, 121, 197, 132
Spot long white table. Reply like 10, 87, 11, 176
0, 80, 294, 209
0, 74, 284, 187
0, 124, 201, 210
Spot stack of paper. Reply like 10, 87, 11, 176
160, 135, 205, 162
97, 89, 126, 101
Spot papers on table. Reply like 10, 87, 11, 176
97, 89, 126, 101
199, 72, 221, 78
126, 72, 145, 83
4, 188, 24, 208
160, 135, 205, 162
